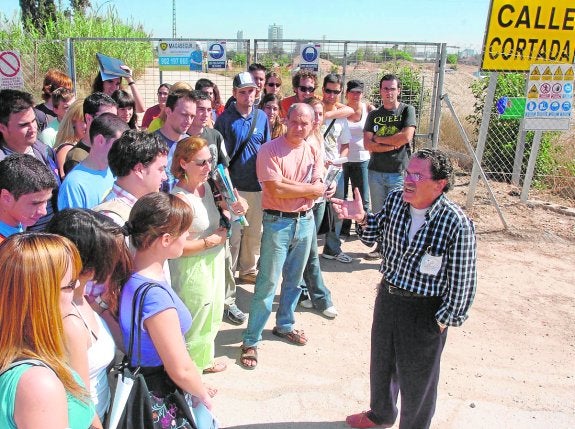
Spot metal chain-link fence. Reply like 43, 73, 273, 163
0, 39, 68, 103
2, 35, 572, 211
253, 39, 444, 148
440, 66, 574, 205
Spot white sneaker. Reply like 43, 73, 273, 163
299, 299, 313, 309
322, 306, 338, 318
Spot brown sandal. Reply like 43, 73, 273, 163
272, 327, 308, 346
240, 345, 258, 369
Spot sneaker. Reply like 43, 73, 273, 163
322, 306, 338, 318
321, 252, 353, 263
238, 272, 257, 284
364, 250, 382, 260
224, 304, 247, 325
299, 299, 313, 309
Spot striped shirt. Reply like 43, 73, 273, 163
358, 190, 477, 327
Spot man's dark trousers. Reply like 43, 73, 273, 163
368, 280, 448, 429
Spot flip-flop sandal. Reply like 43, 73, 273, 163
202, 361, 227, 374
272, 327, 308, 346
239, 346, 258, 370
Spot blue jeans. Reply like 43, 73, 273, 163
343, 160, 370, 212
368, 170, 404, 214
323, 174, 345, 256
243, 211, 314, 347
300, 201, 333, 310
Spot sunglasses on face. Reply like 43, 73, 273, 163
192, 157, 214, 166
267, 82, 281, 87
61, 279, 78, 291
298, 86, 315, 93
324, 88, 341, 95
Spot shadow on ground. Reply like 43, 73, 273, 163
226, 422, 349, 429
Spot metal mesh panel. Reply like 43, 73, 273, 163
253, 39, 443, 148
0, 39, 68, 104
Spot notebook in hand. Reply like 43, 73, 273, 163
96, 53, 130, 80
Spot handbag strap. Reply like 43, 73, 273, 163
0, 359, 52, 378
228, 108, 259, 168
127, 282, 168, 368
323, 119, 336, 139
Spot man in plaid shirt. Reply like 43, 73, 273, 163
332, 148, 477, 429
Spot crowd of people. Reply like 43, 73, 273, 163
0, 61, 476, 429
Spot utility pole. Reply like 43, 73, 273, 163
172, 0, 176, 37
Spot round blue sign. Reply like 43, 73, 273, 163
564, 83, 573, 93
561, 101, 572, 111
550, 101, 560, 112
209, 43, 224, 59
302, 46, 318, 62
538, 101, 548, 111
526, 101, 537, 111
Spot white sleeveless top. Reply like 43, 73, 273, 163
71, 304, 115, 420
346, 102, 370, 162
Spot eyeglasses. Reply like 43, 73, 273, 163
298, 86, 316, 93
267, 82, 281, 87
192, 157, 214, 166
324, 88, 342, 95
403, 171, 433, 182
61, 279, 78, 291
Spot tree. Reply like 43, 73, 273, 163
19, 0, 57, 32
70, 0, 91, 15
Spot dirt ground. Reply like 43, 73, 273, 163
204, 178, 575, 429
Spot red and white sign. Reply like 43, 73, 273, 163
0, 51, 24, 89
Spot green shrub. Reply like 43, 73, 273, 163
0, 6, 152, 96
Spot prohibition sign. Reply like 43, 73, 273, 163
0, 51, 21, 78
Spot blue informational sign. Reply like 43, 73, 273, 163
207, 41, 227, 70
299, 43, 321, 72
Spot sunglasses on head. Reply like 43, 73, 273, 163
267, 82, 281, 87
192, 157, 214, 166
324, 88, 341, 95
298, 86, 315, 93
61, 279, 78, 291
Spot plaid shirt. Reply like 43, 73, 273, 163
358, 190, 477, 327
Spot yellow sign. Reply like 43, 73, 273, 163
481, 0, 575, 71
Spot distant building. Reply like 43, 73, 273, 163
237, 30, 244, 51
268, 23, 283, 52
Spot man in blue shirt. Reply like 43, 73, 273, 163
0, 154, 58, 241
215, 72, 271, 284
58, 113, 128, 209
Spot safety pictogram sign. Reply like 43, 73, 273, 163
0, 51, 24, 89
524, 63, 574, 130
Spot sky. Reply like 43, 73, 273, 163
4, 0, 490, 52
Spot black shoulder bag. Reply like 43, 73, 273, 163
106, 282, 198, 429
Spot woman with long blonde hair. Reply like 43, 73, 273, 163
54, 99, 86, 178
0, 233, 95, 429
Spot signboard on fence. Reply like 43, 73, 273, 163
481, 0, 575, 71
207, 42, 227, 70
524, 63, 574, 130
0, 50, 24, 89
158, 41, 203, 71
299, 43, 321, 72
